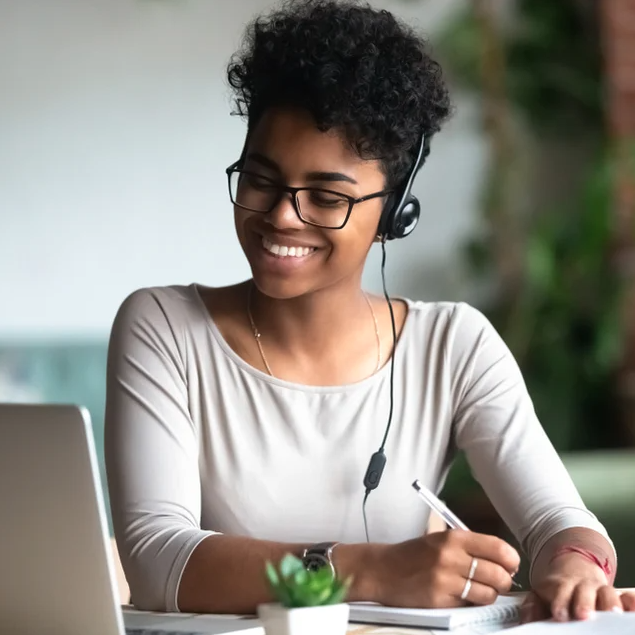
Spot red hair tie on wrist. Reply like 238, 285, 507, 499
550, 545, 613, 580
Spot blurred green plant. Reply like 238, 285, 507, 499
436, 0, 602, 133
444, 152, 629, 497
265, 554, 351, 608
477, 156, 624, 451
432, 1, 629, 499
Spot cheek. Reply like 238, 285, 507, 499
345, 203, 383, 245
326, 208, 381, 263
234, 209, 251, 247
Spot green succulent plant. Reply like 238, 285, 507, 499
265, 554, 352, 608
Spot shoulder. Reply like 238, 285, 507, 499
113, 284, 201, 324
404, 298, 496, 346
402, 298, 511, 375
108, 284, 209, 355
404, 299, 523, 405
113, 284, 211, 328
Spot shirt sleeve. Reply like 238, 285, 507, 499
104, 288, 218, 612
448, 303, 614, 571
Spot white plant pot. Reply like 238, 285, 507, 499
257, 602, 350, 635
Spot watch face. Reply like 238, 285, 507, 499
304, 553, 330, 572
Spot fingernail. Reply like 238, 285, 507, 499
612, 606, 624, 613
555, 608, 568, 621
580, 610, 595, 621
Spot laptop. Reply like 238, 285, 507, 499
0, 403, 263, 635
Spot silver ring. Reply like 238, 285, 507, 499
468, 558, 478, 581
460, 578, 472, 601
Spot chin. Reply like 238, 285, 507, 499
250, 273, 315, 301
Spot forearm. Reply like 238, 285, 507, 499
530, 527, 616, 587
177, 535, 381, 614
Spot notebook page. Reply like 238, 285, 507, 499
502, 611, 635, 634
450, 595, 521, 628
349, 596, 522, 629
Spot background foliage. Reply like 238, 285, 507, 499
430, 0, 627, 497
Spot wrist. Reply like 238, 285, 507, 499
546, 551, 609, 585
333, 542, 387, 603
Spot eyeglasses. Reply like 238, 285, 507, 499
226, 162, 392, 230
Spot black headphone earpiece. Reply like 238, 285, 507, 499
377, 134, 429, 241
391, 194, 421, 239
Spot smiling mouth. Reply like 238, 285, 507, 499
261, 236, 317, 258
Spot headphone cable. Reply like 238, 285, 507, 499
362, 239, 398, 542
379, 239, 398, 451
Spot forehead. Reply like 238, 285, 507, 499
246, 107, 384, 183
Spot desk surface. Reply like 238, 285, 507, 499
123, 590, 635, 635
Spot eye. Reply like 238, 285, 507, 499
244, 173, 277, 191
309, 190, 348, 208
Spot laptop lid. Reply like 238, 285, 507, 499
0, 403, 124, 635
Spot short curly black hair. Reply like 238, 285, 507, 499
227, 0, 452, 188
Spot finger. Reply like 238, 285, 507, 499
520, 592, 550, 624
571, 581, 599, 620
621, 592, 635, 612
462, 532, 521, 574
469, 558, 514, 594
596, 586, 623, 612
432, 535, 474, 576
456, 577, 499, 606
550, 580, 576, 622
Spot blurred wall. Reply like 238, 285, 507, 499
0, 0, 483, 339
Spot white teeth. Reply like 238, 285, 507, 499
262, 237, 313, 258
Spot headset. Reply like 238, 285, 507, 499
376, 134, 429, 241
361, 133, 429, 540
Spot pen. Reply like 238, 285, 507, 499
412, 479, 522, 590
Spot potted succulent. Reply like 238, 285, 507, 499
257, 553, 352, 635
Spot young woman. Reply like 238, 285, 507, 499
105, 0, 635, 623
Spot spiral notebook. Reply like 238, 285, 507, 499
349, 595, 522, 630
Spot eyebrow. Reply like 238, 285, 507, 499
246, 152, 358, 185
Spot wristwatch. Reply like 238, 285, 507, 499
301, 542, 339, 578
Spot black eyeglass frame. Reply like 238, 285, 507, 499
225, 161, 393, 230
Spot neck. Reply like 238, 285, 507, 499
247, 278, 373, 357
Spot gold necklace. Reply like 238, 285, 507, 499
247, 283, 382, 378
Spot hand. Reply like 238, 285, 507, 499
374, 530, 521, 609
521, 554, 635, 623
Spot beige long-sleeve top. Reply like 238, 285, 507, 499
104, 284, 611, 612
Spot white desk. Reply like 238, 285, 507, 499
122, 590, 635, 635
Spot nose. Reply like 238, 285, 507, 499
265, 191, 305, 230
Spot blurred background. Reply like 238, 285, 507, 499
1, 0, 634, 586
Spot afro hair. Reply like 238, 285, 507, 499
227, 0, 452, 187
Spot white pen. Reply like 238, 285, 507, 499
412, 479, 522, 589
412, 479, 469, 530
